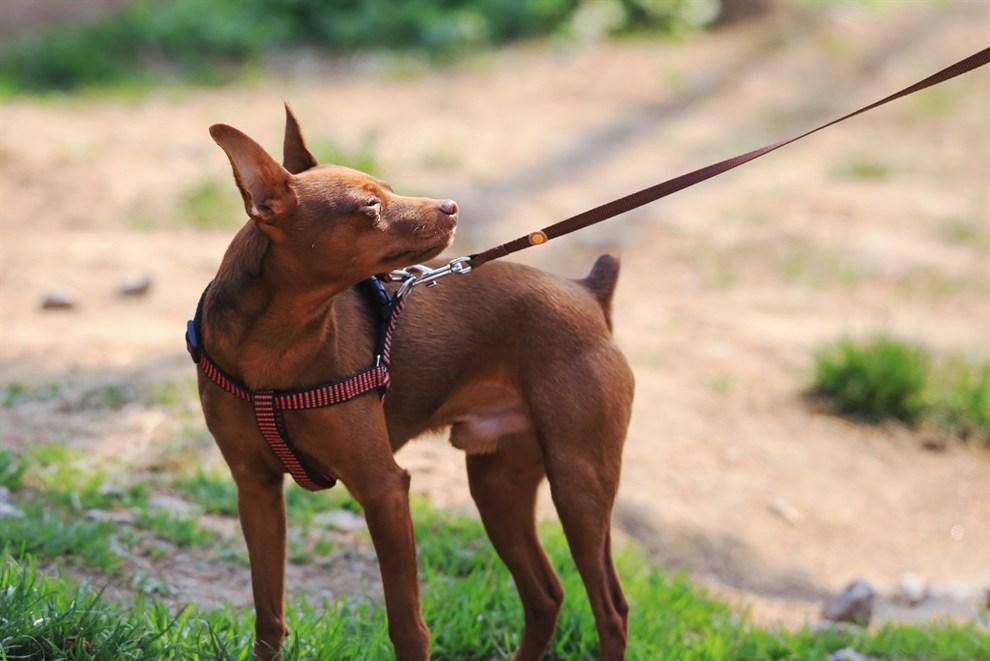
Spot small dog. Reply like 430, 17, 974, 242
196, 105, 634, 660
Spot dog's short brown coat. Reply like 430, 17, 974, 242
198, 106, 634, 660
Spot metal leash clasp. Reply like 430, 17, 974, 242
387, 256, 473, 299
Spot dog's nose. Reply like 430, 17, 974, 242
439, 199, 458, 216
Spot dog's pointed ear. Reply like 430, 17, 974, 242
209, 124, 296, 228
282, 103, 318, 174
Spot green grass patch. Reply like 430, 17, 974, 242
1, 379, 137, 410
0, 381, 63, 407
0, 0, 579, 93
910, 85, 963, 117
0, 447, 148, 569
174, 469, 238, 516
929, 360, 990, 441
79, 383, 134, 410
3, 499, 990, 659
0, 0, 724, 94
137, 510, 212, 549
310, 138, 381, 176
0, 449, 28, 490
177, 178, 243, 230
813, 336, 990, 442
0, 506, 119, 570
143, 378, 199, 410
22, 445, 147, 512
813, 336, 929, 423
831, 156, 891, 181
940, 217, 983, 246
174, 467, 362, 526
288, 535, 337, 565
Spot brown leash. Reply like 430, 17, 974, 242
467, 46, 990, 269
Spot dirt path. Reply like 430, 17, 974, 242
2, 2, 988, 627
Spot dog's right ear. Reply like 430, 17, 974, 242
209, 124, 297, 235
283, 103, 318, 174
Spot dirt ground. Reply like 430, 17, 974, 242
2, 2, 988, 628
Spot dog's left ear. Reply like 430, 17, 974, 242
209, 124, 297, 231
283, 103, 318, 174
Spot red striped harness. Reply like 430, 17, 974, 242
186, 278, 404, 491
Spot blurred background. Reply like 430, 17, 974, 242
0, 0, 988, 654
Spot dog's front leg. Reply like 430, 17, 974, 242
235, 470, 288, 660
348, 460, 430, 661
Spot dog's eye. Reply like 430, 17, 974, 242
354, 197, 380, 219
358, 198, 381, 217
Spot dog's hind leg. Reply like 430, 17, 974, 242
532, 350, 633, 660
466, 433, 564, 661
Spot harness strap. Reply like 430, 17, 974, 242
468, 46, 990, 268
195, 351, 251, 401
254, 391, 336, 491
273, 366, 388, 410
187, 278, 406, 491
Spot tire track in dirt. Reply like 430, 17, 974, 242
457, 3, 955, 259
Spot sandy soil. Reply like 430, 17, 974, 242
2, 1, 988, 627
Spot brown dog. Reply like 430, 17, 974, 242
196, 106, 634, 660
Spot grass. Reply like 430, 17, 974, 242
939, 217, 983, 246
0, 449, 28, 490
0, 0, 726, 95
4, 500, 990, 660
831, 156, 891, 181
812, 336, 990, 441
174, 467, 362, 527
777, 240, 870, 288
310, 138, 382, 176
177, 178, 243, 230
174, 469, 238, 516
137, 510, 212, 549
0, 509, 120, 570
910, 85, 963, 117
0, 447, 149, 570
1, 379, 138, 410
0, 382, 62, 407
143, 378, 199, 410
0, 0, 575, 94
929, 360, 990, 441
79, 383, 134, 410
813, 336, 929, 423
1, 441, 989, 657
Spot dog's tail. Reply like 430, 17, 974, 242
580, 254, 621, 331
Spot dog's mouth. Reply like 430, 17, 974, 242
381, 241, 450, 266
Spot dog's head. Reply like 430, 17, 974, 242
209, 105, 457, 287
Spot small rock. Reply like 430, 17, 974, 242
149, 539, 175, 555
811, 620, 861, 636
0, 486, 13, 504
313, 508, 366, 532
0, 501, 24, 519
828, 647, 877, 661
108, 534, 128, 558
117, 274, 153, 298
40, 291, 76, 310
85, 508, 136, 524
895, 572, 928, 606
98, 484, 128, 498
921, 437, 947, 453
768, 498, 802, 526
147, 494, 198, 517
823, 579, 875, 626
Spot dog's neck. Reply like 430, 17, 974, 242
204, 222, 344, 386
